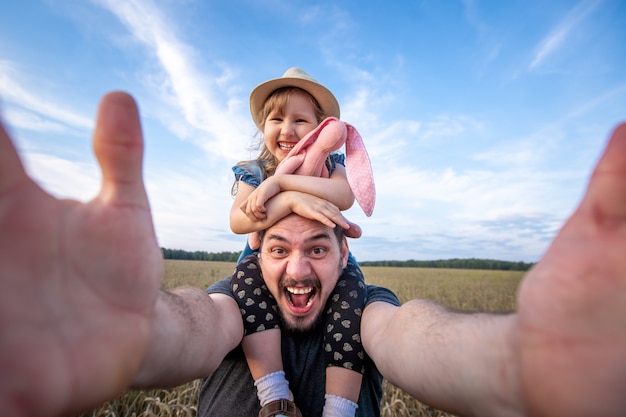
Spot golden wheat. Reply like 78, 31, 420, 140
73, 260, 522, 417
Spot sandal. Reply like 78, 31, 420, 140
258, 398, 302, 417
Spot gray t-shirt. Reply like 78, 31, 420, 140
198, 278, 401, 417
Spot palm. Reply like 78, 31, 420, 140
516, 124, 626, 417
0, 93, 163, 417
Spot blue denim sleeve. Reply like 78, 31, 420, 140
232, 162, 263, 188
328, 152, 345, 175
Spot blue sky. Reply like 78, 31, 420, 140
1, 0, 625, 262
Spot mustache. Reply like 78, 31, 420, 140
279, 277, 321, 289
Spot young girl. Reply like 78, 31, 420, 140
230, 68, 369, 417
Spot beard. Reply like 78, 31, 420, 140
278, 304, 325, 335
275, 276, 324, 334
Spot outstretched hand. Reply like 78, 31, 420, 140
0, 92, 164, 417
516, 122, 626, 417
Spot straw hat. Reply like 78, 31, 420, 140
249, 67, 340, 128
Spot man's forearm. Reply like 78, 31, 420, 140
362, 300, 522, 417
132, 286, 243, 388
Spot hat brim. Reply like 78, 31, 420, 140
249, 76, 340, 129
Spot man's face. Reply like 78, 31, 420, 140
258, 215, 348, 332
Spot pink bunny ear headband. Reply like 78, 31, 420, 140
275, 117, 376, 238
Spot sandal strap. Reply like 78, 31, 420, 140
258, 398, 302, 417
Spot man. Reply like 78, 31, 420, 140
198, 214, 400, 417
1, 92, 625, 417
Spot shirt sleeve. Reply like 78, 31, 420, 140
206, 277, 233, 297
232, 162, 263, 188
328, 152, 346, 176
365, 285, 401, 307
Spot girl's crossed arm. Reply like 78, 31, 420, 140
230, 179, 350, 235
240, 164, 354, 222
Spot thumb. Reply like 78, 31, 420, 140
93, 92, 149, 207
0, 118, 27, 193
580, 122, 626, 224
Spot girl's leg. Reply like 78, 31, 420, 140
231, 255, 290, 405
323, 260, 367, 417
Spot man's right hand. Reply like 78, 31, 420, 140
0, 92, 164, 417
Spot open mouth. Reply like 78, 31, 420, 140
278, 142, 296, 152
285, 286, 316, 311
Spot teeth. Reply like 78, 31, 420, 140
287, 287, 313, 295
279, 143, 295, 150
285, 286, 315, 308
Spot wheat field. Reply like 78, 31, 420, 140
74, 260, 523, 417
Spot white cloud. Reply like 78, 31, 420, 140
529, 0, 601, 70
93, 0, 253, 162
21, 152, 100, 201
1, 107, 71, 134
0, 62, 93, 130
146, 166, 236, 251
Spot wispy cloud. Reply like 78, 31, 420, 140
529, 0, 601, 70
562, 83, 626, 122
93, 0, 252, 161
0, 61, 92, 130
1, 107, 72, 134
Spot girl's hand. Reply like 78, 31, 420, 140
287, 192, 351, 231
240, 176, 281, 220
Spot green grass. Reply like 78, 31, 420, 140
74, 260, 523, 417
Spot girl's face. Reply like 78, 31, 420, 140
263, 90, 320, 162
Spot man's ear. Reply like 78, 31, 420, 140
341, 236, 349, 268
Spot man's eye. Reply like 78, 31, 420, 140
310, 247, 326, 257
271, 248, 287, 257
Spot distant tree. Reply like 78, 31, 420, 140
161, 248, 241, 262
360, 258, 534, 271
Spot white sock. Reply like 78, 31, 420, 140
254, 370, 291, 406
322, 394, 358, 417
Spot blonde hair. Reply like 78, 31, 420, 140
232, 87, 327, 196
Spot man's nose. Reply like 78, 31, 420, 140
285, 254, 311, 278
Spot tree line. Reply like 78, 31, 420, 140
359, 258, 533, 271
161, 248, 241, 262
162, 248, 534, 271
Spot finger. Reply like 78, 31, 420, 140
335, 213, 351, 230
251, 203, 266, 219
244, 201, 256, 218
253, 210, 267, 220
0, 119, 28, 193
255, 203, 267, 214
93, 92, 148, 207
240, 202, 261, 221
343, 218, 363, 239
303, 206, 341, 229
319, 202, 347, 228
579, 122, 626, 224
